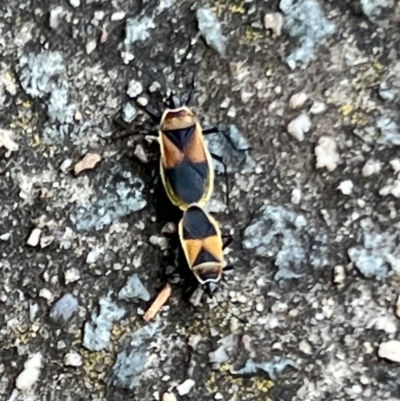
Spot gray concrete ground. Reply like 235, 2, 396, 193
1, 0, 400, 400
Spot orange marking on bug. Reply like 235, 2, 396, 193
161, 134, 184, 168
184, 239, 204, 266
160, 108, 197, 131
202, 235, 224, 262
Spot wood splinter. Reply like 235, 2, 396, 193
143, 284, 172, 322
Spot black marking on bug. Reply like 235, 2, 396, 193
163, 125, 197, 151
182, 205, 218, 239
165, 161, 209, 205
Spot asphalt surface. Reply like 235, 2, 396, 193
1, 0, 400, 400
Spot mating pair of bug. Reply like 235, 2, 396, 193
128, 86, 235, 297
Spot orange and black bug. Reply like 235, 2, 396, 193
134, 85, 223, 210
178, 203, 233, 296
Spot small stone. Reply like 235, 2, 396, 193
64, 351, 82, 367
338, 180, 353, 195
86, 40, 97, 55
39, 288, 53, 301
291, 188, 301, 204
59, 158, 73, 173
69, 0, 80, 7
188, 334, 202, 350
49, 7, 63, 30
15, 353, 42, 391
0, 128, 19, 152
118, 274, 150, 302
122, 102, 137, 123
196, 8, 227, 55
315, 136, 340, 172
215, 393, 223, 400
111, 11, 126, 21
310, 101, 327, 114
264, 12, 284, 36
227, 106, 237, 118
378, 340, 400, 363
176, 379, 195, 396
26, 228, 41, 247
362, 160, 381, 177
64, 268, 80, 284
287, 114, 311, 141
133, 144, 148, 163
86, 248, 102, 264
0, 232, 11, 241
149, 235, 168, 250
299, 340, 312, 355
74, 153, 101, 175
143, 82, 158, 95
50, 294, 79, 322
136, 96, 148, 106
363, 342, 374, 354
220, 98, 231, 109
127, 80, 143, 98
333, 265, 345, 285
161, 222, 177, 234
379, 180, 400, 198
162, 393, 177, 401
289, 93, 308, 109
40, 235, 54, 248
390, 159, 400, 175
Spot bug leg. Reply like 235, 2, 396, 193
135, 102, 162, 125
222, 236, 233, 250
210, 152, 230, 208
203, 127, 220, 135
185, 73, 196, 106
223, 265, 234, 271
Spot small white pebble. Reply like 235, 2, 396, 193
39, 288, 53, 301
27, 228, 41, 247
133, 144, 148, 164
16, 353, 42, 391
379, 180, 400, 198
162, 393, 177, 401
214, 392, 224, 400
378, 340, 400, 363
176, 379, 195, 396
59, 158, 73, 173
338, 180, 353, 195
127, 80, 143, 98
136, 96, 148, 106
111, 11, 126, 21
49, 7, 64, 30
64, 268, 80, 284
86, 39, 97, 55
333, 265, 345, 285
64, 351, 82, 367
263, 12, 284, 36
256, 303, 264, 312
227, 106, 237, 118
390, 159, 400, 175
299, 340, 312, 355
289, 92, 308, 109
310, 101, 327, 114
220, 98, 231, 109
149, 235, 168, 250
149, 81, 161, 93
315, 136, 340, 172
287, 114, 311, 141
362, 159, 381, 177
69, 0, 80, 7
291, 188, 302, 204
86, 248, 102, 264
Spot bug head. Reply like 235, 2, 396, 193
165, 92, 183, 110
203, 281, 219, 297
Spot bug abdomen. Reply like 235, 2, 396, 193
164, 160, 209, 205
